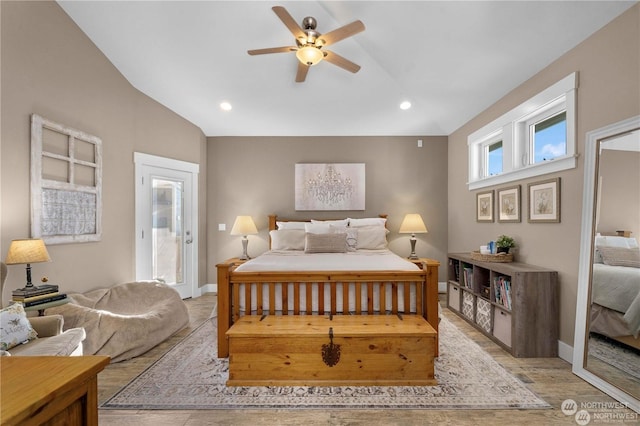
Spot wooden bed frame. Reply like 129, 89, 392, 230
216, 214, 440, 358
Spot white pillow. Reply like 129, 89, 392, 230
349, 217, 387, 228
356, 225, 388, 250
276, 221, 307, 230
270, 229, 305, 250
330, 225, 358, 251
305, 222, 332, 234
594, 235, 638, 248
0, 303, 38, 351
311, 219, 349, 227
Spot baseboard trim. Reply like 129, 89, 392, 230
558, 340, 573, 363
197, 283, 217, 296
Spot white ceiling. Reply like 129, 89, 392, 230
57, 1, 636, 137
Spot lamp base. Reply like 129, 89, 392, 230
239, 237, 251, 261
407, 235, 418, 260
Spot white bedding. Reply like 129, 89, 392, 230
233, 249, 420, 314
592, 263, 640, 337
234, 249, 420, 272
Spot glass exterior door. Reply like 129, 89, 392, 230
152, 178, 185, 285
135, 153, 198, 300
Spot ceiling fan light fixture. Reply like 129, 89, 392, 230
296, 46, 323, 66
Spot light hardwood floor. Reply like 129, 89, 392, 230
98, 293, 633, 425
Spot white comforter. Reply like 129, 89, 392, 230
233, 249, 420, 314
234, 249, 420, 272
592, 263, 640, 337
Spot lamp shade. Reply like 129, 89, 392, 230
5, 239, 51, 265
230, 216, 258, 236
399, 214, 428, 234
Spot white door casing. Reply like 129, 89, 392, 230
134, 153, 199, 299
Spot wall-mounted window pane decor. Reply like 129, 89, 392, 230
295, 163, 365, 211
31, 114, 102, 244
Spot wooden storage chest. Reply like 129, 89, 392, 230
226, 315, 437, 386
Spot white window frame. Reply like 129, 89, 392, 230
481, 131, 503, 178
468, 72, 577, 190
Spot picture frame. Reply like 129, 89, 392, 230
497, 185, 521, 223
528, 178, 561, 223
31, 114, 103, 244
295, 163, 365, 211
476, 190, 494, 222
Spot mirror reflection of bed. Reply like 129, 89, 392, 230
586, 128, 640, 399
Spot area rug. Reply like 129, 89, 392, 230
101, 316, 549, 410
589, 334, 640, 380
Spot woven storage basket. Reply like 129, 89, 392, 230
471, 251, 513, 263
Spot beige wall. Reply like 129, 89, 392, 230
1, 1, 208, 299
598, 150, 640, 238
206, 136, 449, 282
448, 5, 640, 347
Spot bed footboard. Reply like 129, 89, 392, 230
216, 258, 439, 358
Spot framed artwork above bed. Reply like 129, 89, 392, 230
295, 163, 365, 211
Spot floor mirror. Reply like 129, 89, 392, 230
573, 115, 640, 413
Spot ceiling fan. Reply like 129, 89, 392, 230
248, 6, 365, 83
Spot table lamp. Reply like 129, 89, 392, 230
399, 214, 428, 260
5, 239, 51, 290
230, 216, 258, 260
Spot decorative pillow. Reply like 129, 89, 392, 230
356, 225, 388, 250
269, 229, 305, 250
276, 221, 307, 230
598, 246, 640, 268
0, 303, 38, 351
305, 232, 347, 253
311, 219, 349, 227
329, 225, 358, 251
349, 217, 387, 228
305, 222, 332, 234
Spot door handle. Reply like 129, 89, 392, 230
186, 239, 193, 244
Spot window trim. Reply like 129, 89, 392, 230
468, 72, 577, 190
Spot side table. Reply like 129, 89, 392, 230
1, 356, 110, 425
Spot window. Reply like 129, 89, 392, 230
487, 140, 503, 176
468, 72, 577, 190
531, 111, 566, 164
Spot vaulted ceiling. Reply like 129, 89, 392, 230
57, 1, 636, 137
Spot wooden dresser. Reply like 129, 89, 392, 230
1, 356, 110, 425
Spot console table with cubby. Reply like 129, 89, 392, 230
447, 253, 558, 357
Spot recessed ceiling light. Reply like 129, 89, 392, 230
220, 102, 232, 111
400, 101, 412, 110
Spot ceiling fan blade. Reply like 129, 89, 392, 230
296, 62, 309, 83
247, 46, 296, 55
317, 20, 365, 46
323, 50, 361, 73
272, 6, 306, 41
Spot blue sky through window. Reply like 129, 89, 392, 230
488, 142, 503, 176
534, 115, 566, 163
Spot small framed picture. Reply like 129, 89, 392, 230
476, 190, 494, 222
528, 178, 561, 223
498, 185, 521, 223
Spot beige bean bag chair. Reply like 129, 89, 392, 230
48, 281, 189, 362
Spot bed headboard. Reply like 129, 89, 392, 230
268, 214, 389, 231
